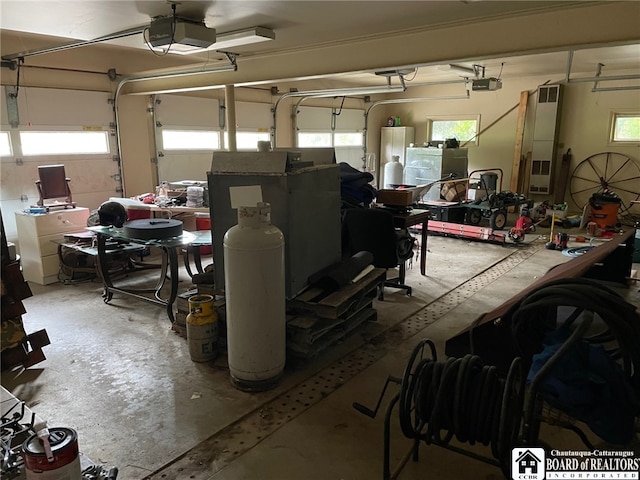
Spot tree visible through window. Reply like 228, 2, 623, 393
428, 117, 479, 144
612, 113, 640, 142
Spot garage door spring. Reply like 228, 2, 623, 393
353, 339, 525, 479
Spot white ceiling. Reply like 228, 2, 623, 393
1, 0, 639, 87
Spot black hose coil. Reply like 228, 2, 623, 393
396, 340, 525, 470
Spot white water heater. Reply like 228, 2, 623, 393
223, 202, 286, 391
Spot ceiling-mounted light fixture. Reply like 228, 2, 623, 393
210, 26, 275, 51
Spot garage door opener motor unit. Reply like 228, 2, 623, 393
471, 77, 502, 91
148, 17, 216, 52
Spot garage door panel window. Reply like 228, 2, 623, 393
20, 131, 110, 156
223, 131, 271, 150
298, 132, 333, 147
0, 132, 12, 157
334, 132, 363, 147
162, 129, 220, 150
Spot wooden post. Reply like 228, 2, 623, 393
510, 91, 529, 193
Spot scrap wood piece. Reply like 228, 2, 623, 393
287, 314, 345, 345
1, 328, 51, 370
288, 307, 377, 359
288, 268, 385, 319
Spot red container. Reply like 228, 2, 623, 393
23, 427, 81, 479
127, 206, 151, 221
195, 213, 212, 255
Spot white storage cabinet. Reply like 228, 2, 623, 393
380, 126, 414, 187
15, 207, 90, 285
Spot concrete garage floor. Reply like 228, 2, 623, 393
3, 230, 639, 479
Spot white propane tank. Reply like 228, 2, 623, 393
384, 155, 404, 188
223, 202, 286, 391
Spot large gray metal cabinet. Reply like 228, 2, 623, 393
208, 162, 342, 300
404, 147, 468, 201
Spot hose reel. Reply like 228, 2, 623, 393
353, 339, 525, 479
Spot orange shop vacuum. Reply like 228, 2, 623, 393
588, 192, 621, 229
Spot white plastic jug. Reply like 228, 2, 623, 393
384, 155, 404, 188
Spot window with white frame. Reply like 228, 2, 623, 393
162, 129, 220, 150
610, 113, 640, 143
427, 115, 480, 145
20, 130, 110, 156
0, 132, 12, 156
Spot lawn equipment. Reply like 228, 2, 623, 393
508, 207, 536, 243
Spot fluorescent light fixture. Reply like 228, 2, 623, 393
210, 26, 275, 51
289, 85, 406, 98
441, 64, 477, 75
159, 43, 211, 55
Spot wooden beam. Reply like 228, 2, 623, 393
510, 90, 529, 193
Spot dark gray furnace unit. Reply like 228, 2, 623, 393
208, 150, 342, 299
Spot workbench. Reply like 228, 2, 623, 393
87, 226, 211, 323
391, 208, 430, 276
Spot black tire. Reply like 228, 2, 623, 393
489, 210, 507, 230
466, 209, 482, 225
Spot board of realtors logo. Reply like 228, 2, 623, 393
512, 448, 545, 480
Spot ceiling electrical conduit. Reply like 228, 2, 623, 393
272, 79, 468, 148
1, 26, 148, 61
271, 86, 407, 147
113, 62, 237, 195
564, 50, 640, 92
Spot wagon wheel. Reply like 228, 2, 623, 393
569, 152, 640, 218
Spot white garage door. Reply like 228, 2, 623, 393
1, 86, 120, 241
